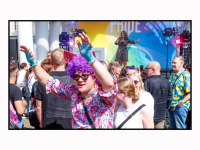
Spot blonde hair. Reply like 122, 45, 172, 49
117, 77, 139, 102
51, 48, 65, 65
134, 72, 145, 92
41, 59, 53, 73
109, 61, 121, 73
46, 50, 52, 56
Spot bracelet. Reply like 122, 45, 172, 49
88, 58, 96, 66
30, 62, 37, 67
179, 101, 183, 105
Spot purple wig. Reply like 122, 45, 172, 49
66, 54, 95, 79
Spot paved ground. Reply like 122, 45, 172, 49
22, 117, 35, 129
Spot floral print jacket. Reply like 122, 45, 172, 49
46, 76, 118, 129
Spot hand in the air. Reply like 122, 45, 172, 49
137, 39, 141, 42
78, 32, 93, 48
76, 40, 82, 50
77, 33, 94, 62
20, 45, 37, 66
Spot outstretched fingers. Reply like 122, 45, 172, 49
76, 40, 82, 49
20, 49, 26, 53
78, 33, 93, 48
20, 45, 30, 52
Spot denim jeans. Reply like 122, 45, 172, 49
24, 98, 30, 114
169, 106, 188, 129
17, 114, 24, 129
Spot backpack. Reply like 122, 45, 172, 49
29, 82, 40, 127
29, 97, 40, 127
22, 76, 33, 99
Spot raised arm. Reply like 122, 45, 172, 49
78, 33, 114, 92
114, 37, 121, 45
20, 45, 50, 87
127, 38, 141, 44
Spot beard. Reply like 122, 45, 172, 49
172, 64, 181, 72
172, 67, 177, 71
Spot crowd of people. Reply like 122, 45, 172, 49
9, 33, 191, 129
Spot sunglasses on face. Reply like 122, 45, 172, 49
115, 70, 121, 75
126, 73, 132, 78
73, 73, 90, 81
145, 67, 153, 70
133, 80, 139, 85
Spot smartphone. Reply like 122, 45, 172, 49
139, 65, 144, 72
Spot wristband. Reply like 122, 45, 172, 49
80, 44, 95, 62
25, 51, 37, 66
88, 58, 96, 66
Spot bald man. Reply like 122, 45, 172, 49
144, 61, 172, 129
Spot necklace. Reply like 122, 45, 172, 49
81, 85, 98, 99
123, 103, 135, 117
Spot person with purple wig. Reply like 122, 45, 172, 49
20, 33, 118, 129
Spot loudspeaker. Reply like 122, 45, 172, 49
9, 39, 18, 61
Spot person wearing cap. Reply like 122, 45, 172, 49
20, 33, 118, 129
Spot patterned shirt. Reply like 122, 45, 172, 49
46, 76, 118, 129
169, 68, 190, 111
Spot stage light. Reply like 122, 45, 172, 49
69, 42, 74, 46
163, 28, 172, 37
73, 29, 86, 37
70, 21, 78, 24
175, 38, 181, 44
182, 30, 190, 39
59, 32, 69, 43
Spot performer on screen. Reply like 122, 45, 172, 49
115, 31, 141, 66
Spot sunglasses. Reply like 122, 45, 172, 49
126, 72, 133, 78
145, 67, 153, 70
115, 70, 121, 75
133, 80, 139, 85
73, 73, 90, 81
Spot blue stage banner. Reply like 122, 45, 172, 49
126, 21, 185, 68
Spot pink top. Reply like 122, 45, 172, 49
46, 76, 118, 129
10, 101, 19, 125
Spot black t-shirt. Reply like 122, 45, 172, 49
35, 71, 72, 129
31, 81, 39, 98
144, 75, 172, 122
10, 83, 22, 112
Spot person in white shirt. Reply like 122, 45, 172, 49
127, 72, 154, 117
114, 77, 154, 129
17, 62, 28, 89
25, 66, 37, 93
